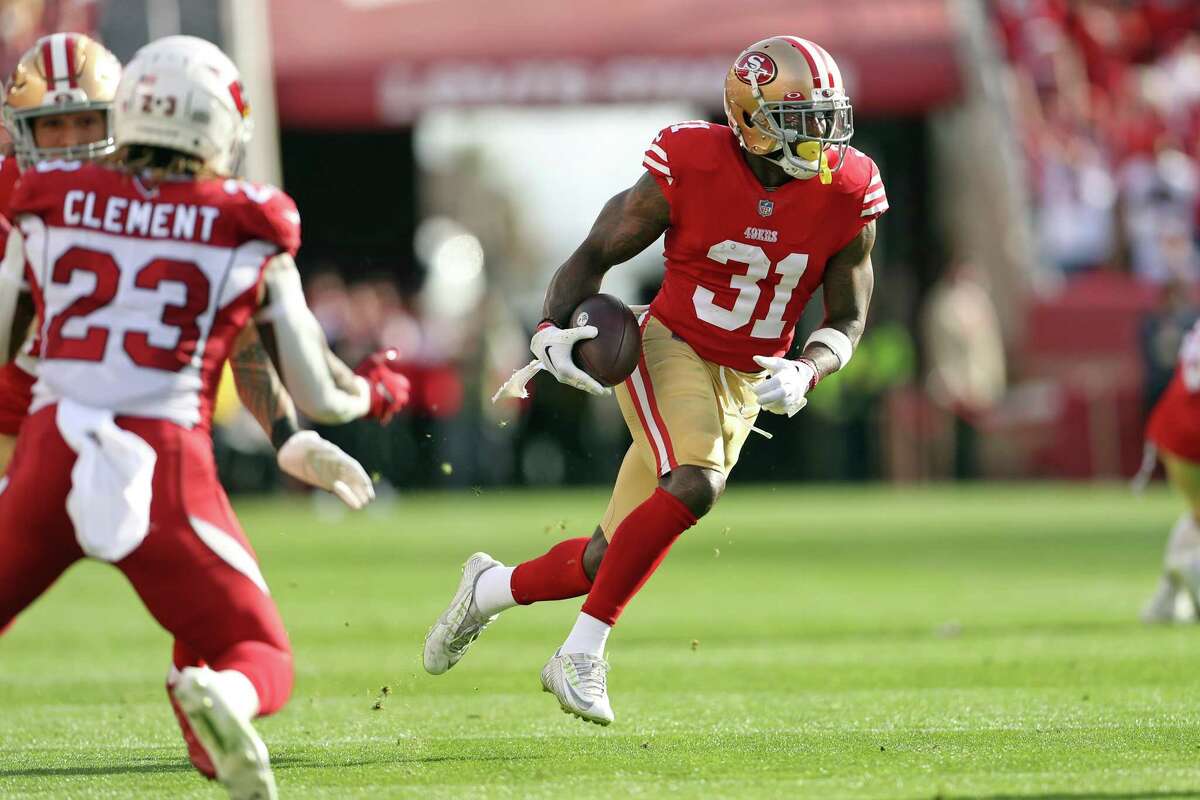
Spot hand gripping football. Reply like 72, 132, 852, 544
569, 294, 642, 387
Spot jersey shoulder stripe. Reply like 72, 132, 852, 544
839, 148, 888, 220
643, 121, 736, 191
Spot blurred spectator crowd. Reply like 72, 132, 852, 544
994, 0, 1200, 283
0, 0, 92, 73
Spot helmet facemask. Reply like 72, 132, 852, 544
746, 73, 853, 180
2, 34, 122, 169
5, 102, 116, 169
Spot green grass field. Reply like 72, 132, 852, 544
2, 483, 1200, 799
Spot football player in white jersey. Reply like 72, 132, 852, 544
0, 33, 410, 474
0, 36, 402, 800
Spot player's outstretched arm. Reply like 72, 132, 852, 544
802, 220, 876, 377
255, 253, 373, 424
753, 221, 876, 417
255, 253, 410, 425
229, 324, 302, 448
229, 324, 375, 510
541, 171, 670, 326
531, 172, 669, 396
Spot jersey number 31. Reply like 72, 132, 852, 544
693, 240, 808, 339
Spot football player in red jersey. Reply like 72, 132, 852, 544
0, 36, 407, 799
1141, 321, 1200, 622
424, 36, 888, 724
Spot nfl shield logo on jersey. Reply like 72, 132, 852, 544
757, 199, 774, 217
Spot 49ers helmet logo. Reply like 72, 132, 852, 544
733, 52, 777, 86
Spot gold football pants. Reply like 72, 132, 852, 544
600, 315, 761, 538
1163, 451, 1200, 518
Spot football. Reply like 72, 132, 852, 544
570, 294, 641, 387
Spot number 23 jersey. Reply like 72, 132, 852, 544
11, 162, 300, 429
643, 121, 887, 372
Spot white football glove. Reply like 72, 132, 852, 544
752, 356, 818, 417
530, 321, 610, 397
276, 431, 376, 510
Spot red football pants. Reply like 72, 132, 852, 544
0, 406, 293, 774
0, 360, 35, 437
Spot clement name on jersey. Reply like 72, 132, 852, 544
641, 120, 887, 372
11, 161, 300, 429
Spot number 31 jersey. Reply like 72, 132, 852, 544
643, 121, 887, 372
12, 162, 300, 428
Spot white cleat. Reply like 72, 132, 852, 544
540, 648, 614, 726
423, 552, 503, 675
171, 667, 277, 800
1166, 557, 1200, 622
1141, 574, 1191, 623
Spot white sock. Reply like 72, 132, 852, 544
473, 565, 517, 618
1166, 514, 1200, 564
561, 612, 611, 658
214, 669, 260, 720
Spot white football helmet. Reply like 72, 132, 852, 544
113, 35, 251, 176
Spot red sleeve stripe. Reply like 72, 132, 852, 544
647, 143, 668, 162
861, 200, 889, 217
863, 186, 886, 204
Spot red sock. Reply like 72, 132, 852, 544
511, 536, 592, 604
582, 488, 697, 625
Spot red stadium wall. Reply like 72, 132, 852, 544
1020, 273, 1161, 479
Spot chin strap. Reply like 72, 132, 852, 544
770, 150, 832, 184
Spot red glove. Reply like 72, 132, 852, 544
354, 349, 411, 424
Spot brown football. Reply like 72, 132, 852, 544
570, 294, 641, 387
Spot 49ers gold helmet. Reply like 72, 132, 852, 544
3, 33, 121, 167
724, 36, 853, 181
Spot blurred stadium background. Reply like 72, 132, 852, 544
2, 0, 1198, 491
8, 3, 1200, 797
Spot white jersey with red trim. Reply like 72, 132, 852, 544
12, 161, 301, 429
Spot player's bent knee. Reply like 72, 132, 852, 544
662, 466, 725, 519
583, 527, 607, 581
